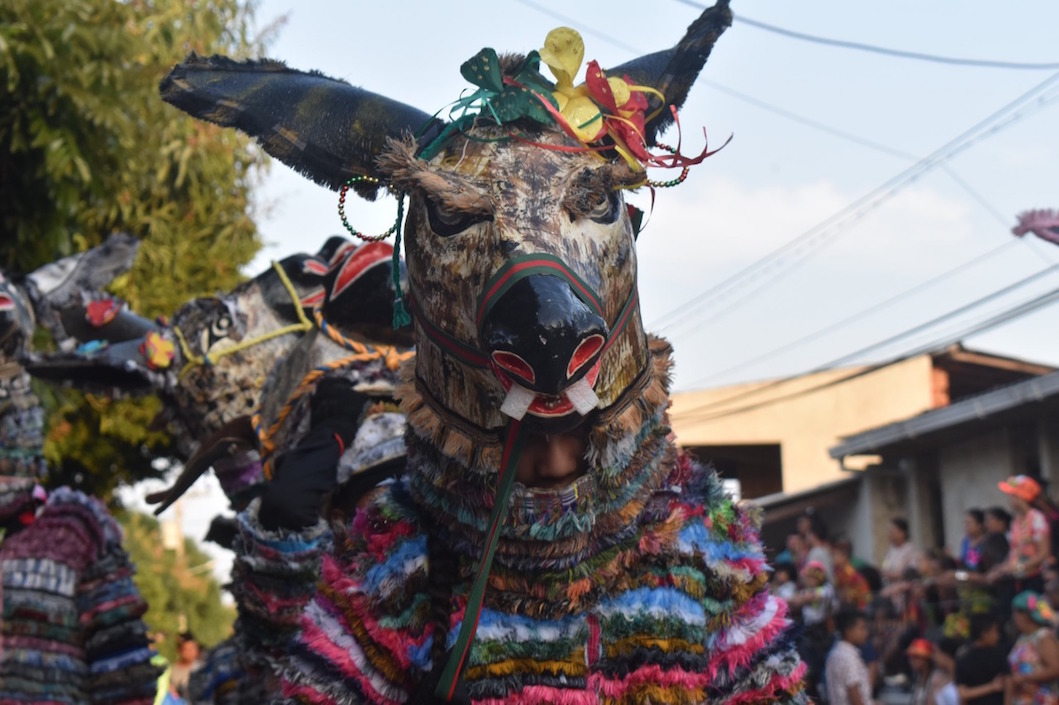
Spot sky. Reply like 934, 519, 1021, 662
243, 0, 1059, 394
161, 0, 1059, 584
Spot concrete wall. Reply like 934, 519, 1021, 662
866, 472, 908, 565
823, 478, 873, 560
1039, 417, 1059, 485
937, 428, 1016, 557
671, 356, 937, 495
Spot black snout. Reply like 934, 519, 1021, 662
23, 338, 158, 392
58, 305, 161, 345
482, 275, 607, 395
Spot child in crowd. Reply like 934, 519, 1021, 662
771, 561, 799, 602
833, 538, 871, 610
933, 637, 961, 705
955, 613, 1009, 704
825, 610, 873, 705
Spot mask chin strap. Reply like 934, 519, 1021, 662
435, 418, 527, 702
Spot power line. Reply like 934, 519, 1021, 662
650, 79, 1059, 333
515, 0, 1059, 384
672, 281, 1059, 423
681, 239, 1020, 388
700, 80, 916, 161
675, 1, 1059, 71
673, 260, 1059, 417
514, 0, 1027, 235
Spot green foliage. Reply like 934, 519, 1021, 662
116, 509, 236, 663
36, 380, 174, 496
0, 0, 274, 492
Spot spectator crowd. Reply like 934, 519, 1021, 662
774, 473, 1059, 704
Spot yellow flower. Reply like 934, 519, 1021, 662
540, 27, 604, 142
540, 27, 583, 94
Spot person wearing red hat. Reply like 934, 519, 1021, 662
908, 638, 948, 705
1000, 475, 1052, 594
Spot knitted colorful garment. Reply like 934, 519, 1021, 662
236, 341, 807, 703
0, 350, 159, 704
0, 371, 47, 481
0, 486, 161, 704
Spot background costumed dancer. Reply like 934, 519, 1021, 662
30, 237, 414, 703
0, 235, 162, 704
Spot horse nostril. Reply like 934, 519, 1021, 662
491, 350, 536, 385
567, 334, 605, 378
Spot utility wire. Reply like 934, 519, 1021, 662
516, 0, 1059, 387
515, 0, 1023, 234
675, 1, 1059, 71
682, 239, 1020, 388
673, 282, 1059, 423
650, 80, 1059, 333
674, 260, 1059, 417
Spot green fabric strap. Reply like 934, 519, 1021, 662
436, 420, 527, 701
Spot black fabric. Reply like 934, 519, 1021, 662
258, 379, 369, 530
978, 532, 1010, 573
954, 645, 1009, 704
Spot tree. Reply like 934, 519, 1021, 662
116, 509, 236, 662
0, 0, 276, 493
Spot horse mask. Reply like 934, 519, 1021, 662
159, 2, 730, 450
159, 6, 735, 696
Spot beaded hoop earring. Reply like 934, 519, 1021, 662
645, 143, 690, 188
337, 175, 401, 242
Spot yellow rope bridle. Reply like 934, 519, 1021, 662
172, 260, 315, 380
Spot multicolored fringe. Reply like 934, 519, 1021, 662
0, 487, 161, 704
188, 637, 245, 705
232, 337, 806, 703
0, 371, 47, 480
230, 498, 333, 678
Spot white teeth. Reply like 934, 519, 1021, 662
500, 382, 535, 420
565, 377, 600, 415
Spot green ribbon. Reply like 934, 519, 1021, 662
391, 195, 411, 329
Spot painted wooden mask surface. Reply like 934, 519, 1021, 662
158, 2, 731, 438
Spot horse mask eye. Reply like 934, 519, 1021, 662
210, 314, 232, 342
426, 197, 492, 237
588, 191, 621, 225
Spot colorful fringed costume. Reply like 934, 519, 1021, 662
230, 341, 806, 703
157, 0, 808, 701
0, 254, 160, 705
0, 482, 159, 704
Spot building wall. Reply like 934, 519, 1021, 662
1038, 417, 1059, 484
671, 356, 937, 494
937, 428, 1013, 557
866, 472, 908, 565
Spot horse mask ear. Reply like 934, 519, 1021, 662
160, 54, 445, 198
607, 0, 731, 145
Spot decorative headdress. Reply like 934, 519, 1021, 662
1013, 590, 1057, 626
